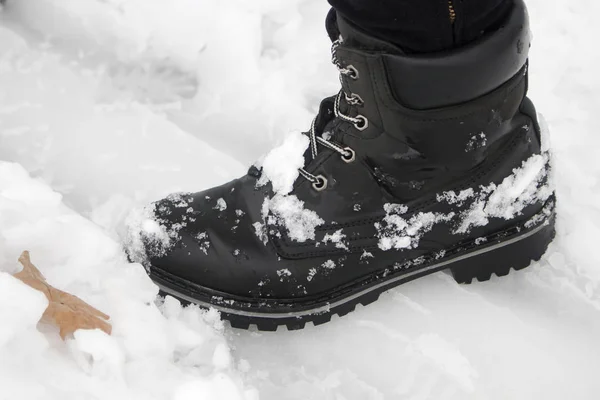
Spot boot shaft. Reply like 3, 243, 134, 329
327, 0, 538, 201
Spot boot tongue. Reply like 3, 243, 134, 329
327, 9, 404, 54
300, 96, 337, 167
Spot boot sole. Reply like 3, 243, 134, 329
151, 202, 556, 331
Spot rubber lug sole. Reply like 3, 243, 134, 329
450, 218, 555, 284
154, 213, 555, 331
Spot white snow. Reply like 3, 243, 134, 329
122, 204, 173, 265
0, 163, 253, 399
360, 250, 374, 261
195, 232, 211, 255
215, 198, 227, 212
453, 153, 553, 233
323, 229, 349, 250
465, 132, 488, 152
1, 0, 600, 399
437, 188, 475, 206
377, 205, 455, 251
256, 131, 309, 195
263, 195, 324, 242
276, 269, 292, 278
252, 222, 268, 246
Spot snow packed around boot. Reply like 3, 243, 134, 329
1, 0, 600, 399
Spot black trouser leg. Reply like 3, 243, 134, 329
327, 0, 514, 53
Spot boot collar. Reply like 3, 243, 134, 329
329, 0, 531, 109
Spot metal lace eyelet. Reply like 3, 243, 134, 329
354, 115, 369, 131
346, 93, 364, 107
341, 147, 356, 163
312, 175, 328, 192
346, 65, 359, 80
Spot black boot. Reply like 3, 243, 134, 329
126, 0, 555, 330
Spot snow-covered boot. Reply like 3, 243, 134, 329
126, 0, 555, 330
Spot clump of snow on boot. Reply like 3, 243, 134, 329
256, 131, 310, 195
252, 130, 327, 243
262, 195, 324, 242
377, 204, 455, 251
453, 153, 553, 233
122, 204, 183, 266
323, 229, 349, 250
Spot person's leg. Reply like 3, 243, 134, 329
327, 0, 513, 53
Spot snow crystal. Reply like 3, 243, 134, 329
277, 268, 292, 278
322, 260, 336, 270
475, 237, 488, 245
436, 189, 475, 206
377, 205, 455, 251
252, 222, 268, 246
214, 198, 227, 211
323, 229, 349, 250
212, 343, 232, 370
465, 132, 488, 152
454, 154, 552, 233
256, 131, 309, 195
166, 192, 192, 208
538, 114, 552, 153
384, 203, 409, 214
264, 195, 324, 242
123, 205, 173, 265
360, 251, 374, 261
195, 232, 210, 255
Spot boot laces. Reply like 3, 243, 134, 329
298, 38, 367, 191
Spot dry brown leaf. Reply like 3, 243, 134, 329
13, 251, 112, 340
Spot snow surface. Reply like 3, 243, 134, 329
1, 0, 600, 399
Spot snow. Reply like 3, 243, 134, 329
0, 163, 253, 399
452, 153, 552, 234
195, 232, 211, 255
256, 131, 309, 195
215, 198, 227, 212
1, 0, 600, 399
276, 269, 292, 279
437, 188, 475, 206
252, 222, 268, 246
322, 229, 348, 250
263, 195, 324, 242
360, 250, 374, 261
465, 132, 487, 152
122, 204, 173, 265
377, 206, 455, 251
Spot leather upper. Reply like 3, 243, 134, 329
138, 0, 550, 303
